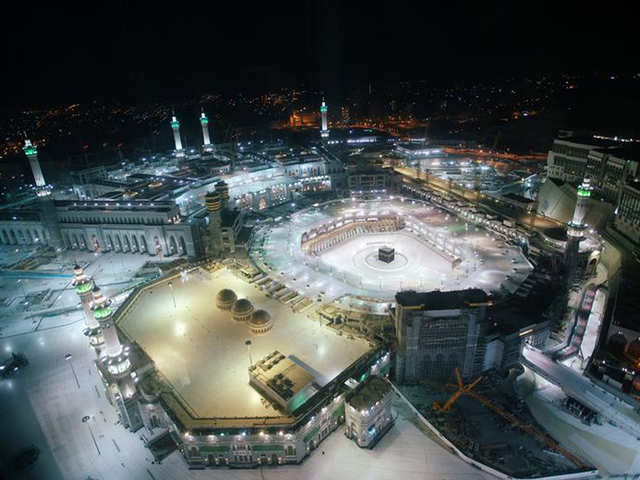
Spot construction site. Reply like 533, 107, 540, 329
398, 367, 592, 478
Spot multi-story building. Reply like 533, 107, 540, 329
546, 137, 640, 243
394, 289, 491, 382
0, 200, 201, 257
546, 136, 618, 184
587, 147, 639, 203
615, 178, 640, 243
546, 137, 640, 200
344, 375, 393, 448
393, 288, 549, 383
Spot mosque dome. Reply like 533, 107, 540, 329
249, 310, 274, 334
231, 298, 254, 321
216, 289, 237, 310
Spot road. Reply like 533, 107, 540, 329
522, 346, 640, 439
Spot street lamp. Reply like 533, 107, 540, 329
245, 339, 253, 366
65, 353, 80, 389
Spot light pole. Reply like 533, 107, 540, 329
168, 281, 176, 308
65, 353, 80, 389
245, 339, 253, 366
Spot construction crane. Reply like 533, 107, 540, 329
432, 368, 588, 469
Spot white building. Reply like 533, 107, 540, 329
345, 375, 393, 448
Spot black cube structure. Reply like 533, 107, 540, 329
378, 246, 395, 263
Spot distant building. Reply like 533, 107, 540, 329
395, 143, 443, 158
546, 136, 640, 244
587, 147, 640, 203
615, 178, 640, 243
344, 375, 393, 448
546, 136, 618, 184
289, 111, 318, 128
348, 168, 400, 193
546, 137, 640, 201
0, 199, 201, 257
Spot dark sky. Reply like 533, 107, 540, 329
2, 1, 638, 107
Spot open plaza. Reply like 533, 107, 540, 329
119, 267, 372, 418
250, 198, 532, 300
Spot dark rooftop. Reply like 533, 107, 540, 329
395, 289, 489, 310
605, 145, 640, 164
345, 375, 391, 411
502, 193, 535, 204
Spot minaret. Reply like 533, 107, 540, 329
200, 110, 213, 152
565, 178, 593, 283
91, 286, 129, 371
90, 284, 138, 429
320, 98, 329, 139
570, 178, 593, 228
23, 139, 46, 189
171, 113, 184, 157
23, 138, 64, 252
205, 190, 223, 258
72, 265, 103, 351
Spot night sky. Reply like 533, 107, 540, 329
2, 1, 638, 107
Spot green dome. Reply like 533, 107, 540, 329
75, 282, 93, 294
93, 305, 113, 319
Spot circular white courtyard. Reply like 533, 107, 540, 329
250, 198, 532, 301
321, 232, 453, 292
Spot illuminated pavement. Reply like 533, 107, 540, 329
119, 268, 371, 418
0, 315, 494, 480
0, 250, 499, 479
0, 249, 165, 338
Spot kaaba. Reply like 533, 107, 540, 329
378, 246, 395, 263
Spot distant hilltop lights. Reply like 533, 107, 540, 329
593, 134, 640, 144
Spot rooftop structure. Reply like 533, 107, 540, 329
345, 375, 391, 411
249, 351, 316, 412
395, 288, 489, 310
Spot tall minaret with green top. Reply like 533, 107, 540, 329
320, 98, 329, 139
23, 137, 64, 252
171, 113, 184, 157
200, 110, 212, 151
